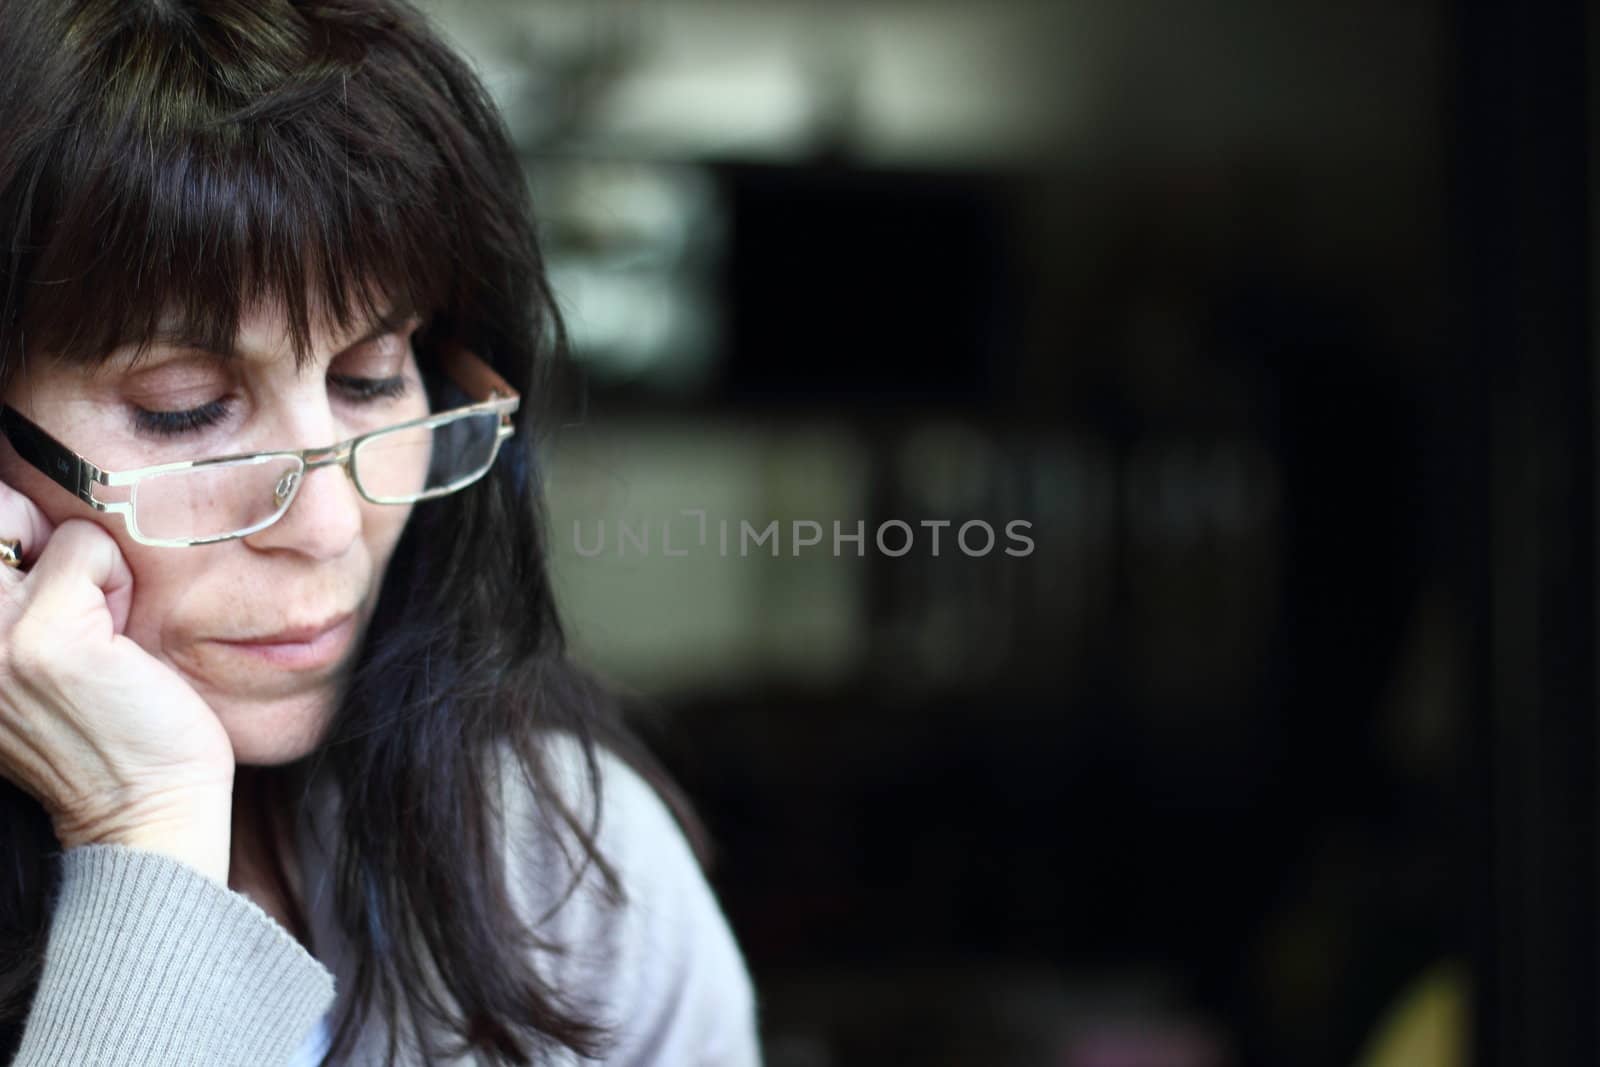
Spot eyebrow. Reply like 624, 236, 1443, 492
138, 301, 420, 363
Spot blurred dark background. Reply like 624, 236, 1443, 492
421, 1, 1598, 1064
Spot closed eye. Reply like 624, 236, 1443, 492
131, 398, 233, 438
330, 374, 410, 402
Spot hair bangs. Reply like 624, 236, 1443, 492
5, 2, 469, 379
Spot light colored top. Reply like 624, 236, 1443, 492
12, 738, 763, 1066
287, 1013, 334, 1067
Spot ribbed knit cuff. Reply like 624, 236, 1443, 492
13, 843, 337, 1067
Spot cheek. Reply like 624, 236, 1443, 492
0, 443, 66, 525
361, 499, 414, 571
118, 547, 204, 647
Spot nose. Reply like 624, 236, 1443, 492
242, 451, 364, 561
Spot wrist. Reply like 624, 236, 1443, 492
55, 782, 235, 885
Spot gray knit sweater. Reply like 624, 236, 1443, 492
10, 741, 762, 1066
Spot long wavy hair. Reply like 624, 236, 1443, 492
0, 1, 702, 1063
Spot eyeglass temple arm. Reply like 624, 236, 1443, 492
0, 406, 102, 504
439, 342, 517, 409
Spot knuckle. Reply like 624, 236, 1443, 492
50, 518, 98, 548
34, 518, 113, 574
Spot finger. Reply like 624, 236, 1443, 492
21, 519, 135, 635
0, 479, 56, 572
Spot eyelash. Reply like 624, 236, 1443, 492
132, 375, 413, 438
132, 398, 232, 438
328, 373, 410, 403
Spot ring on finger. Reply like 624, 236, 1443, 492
0, 538, 21, 569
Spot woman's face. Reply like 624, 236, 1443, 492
0, 299, 426, 765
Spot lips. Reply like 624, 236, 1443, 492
208, 612, 360, 672
221, 613, 356, 646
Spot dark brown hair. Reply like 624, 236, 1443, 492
0, 1, 703, 1062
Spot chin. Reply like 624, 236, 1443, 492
218, 694, 335, 767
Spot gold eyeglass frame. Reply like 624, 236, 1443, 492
0, 342, 519, 548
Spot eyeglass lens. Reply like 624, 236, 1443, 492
353, 411, 502, 503
131, 454, 305, 542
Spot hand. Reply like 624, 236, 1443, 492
0, 481, 236, 884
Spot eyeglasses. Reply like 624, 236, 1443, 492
0, 343, 519, 547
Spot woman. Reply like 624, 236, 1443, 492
0, 1, 760, 1064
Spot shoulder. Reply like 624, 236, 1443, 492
492, 732, 763, 1066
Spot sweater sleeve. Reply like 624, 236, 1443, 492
11, 844, 337, 1067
